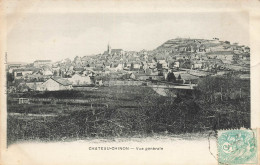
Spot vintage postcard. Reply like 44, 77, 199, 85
1, 0, 260, 165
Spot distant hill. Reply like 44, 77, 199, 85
155, 38, 232, 52
52, 38, 249, 65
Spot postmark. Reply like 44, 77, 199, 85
218, 129, 258, 164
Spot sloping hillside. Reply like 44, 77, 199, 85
155, 38, 230, 51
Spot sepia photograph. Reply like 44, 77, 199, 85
1, 1, 260, 164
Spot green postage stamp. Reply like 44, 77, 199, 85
218, 129, 258, 164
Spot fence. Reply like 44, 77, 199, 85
8, 97, 108, 108
10, 98, 30, 104
106, 80, 144, 86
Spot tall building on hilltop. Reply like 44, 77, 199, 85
103, 43, 124, 56
107, 43, 111, 55
33, 60, 52, 67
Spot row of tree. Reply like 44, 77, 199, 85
166, 72, 181, 82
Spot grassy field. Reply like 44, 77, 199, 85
7, 76, 250, 145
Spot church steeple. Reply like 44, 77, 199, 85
107, 43, 111, 55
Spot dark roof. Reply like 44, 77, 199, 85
93, 67, 103, 71
131, 62, 141, 65
199, 45, 206, 48
74, 67, 85, 71
13, 68, 34, 72
112, 49, 123, 51
13, 67, 40, 73
205, 59, 223, 64
50, 78, 72, 86
206, 51, 234, 55
111, 63, 119, 67
111, 49, 123, 53
16, 73, 23, 76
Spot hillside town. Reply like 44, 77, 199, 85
6, 38, 250, 93
6, 37, 251, 146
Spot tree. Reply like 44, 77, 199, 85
224, 41, 230, 44
7, 73, 14, 82
157, 63, 162, 70
53, 70, 58, 76
181, 61, 192, 69
167, 72, 176, 82
178, 74, 181, 80
158, 71, 163, 76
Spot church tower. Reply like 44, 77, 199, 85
107, 43, 111, 55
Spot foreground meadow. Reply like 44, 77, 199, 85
7, 76, 250, 145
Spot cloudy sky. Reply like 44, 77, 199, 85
7, 12, 249, 63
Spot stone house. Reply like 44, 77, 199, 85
38, 78, 72, 91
